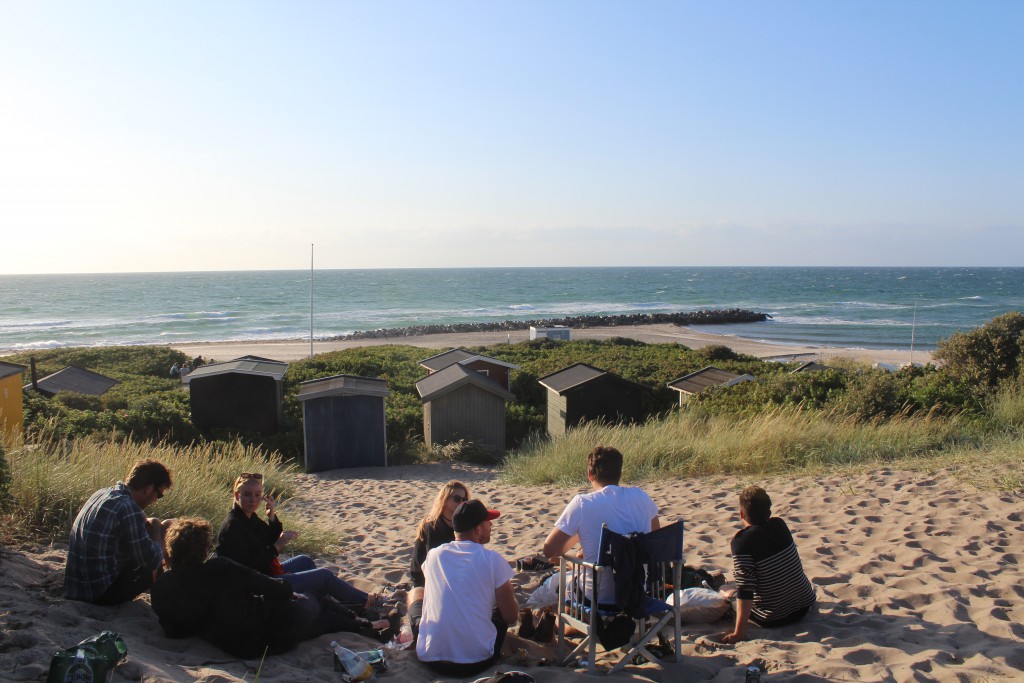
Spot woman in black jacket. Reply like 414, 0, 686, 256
152, 517, 366, 658
406, 480, 470, 638
216, 473, 381, 607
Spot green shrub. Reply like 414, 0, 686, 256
933, 311, 1024, 391
831, 371, 910, 420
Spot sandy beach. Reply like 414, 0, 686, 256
170, 323, 932, 367
2, 462, 1021, 681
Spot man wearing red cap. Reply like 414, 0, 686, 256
416, 499, 519, 677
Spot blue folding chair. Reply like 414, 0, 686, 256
556, 520, 684, 675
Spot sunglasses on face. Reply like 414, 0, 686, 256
450, 494, 468, 504
155, 488, 165, 500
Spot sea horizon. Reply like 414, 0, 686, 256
2, 266, 1021, 353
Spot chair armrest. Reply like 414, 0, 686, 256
559, 553, 597, 570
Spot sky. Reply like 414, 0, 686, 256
1, 1, 1022, 274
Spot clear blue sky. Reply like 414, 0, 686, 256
2, 1, 1021, 273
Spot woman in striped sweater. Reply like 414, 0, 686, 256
720, 485, 816, 643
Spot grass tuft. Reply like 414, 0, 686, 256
2, 434, 337, 555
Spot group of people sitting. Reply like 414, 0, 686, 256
63, 462, 395, 659
63, 447, 816, 675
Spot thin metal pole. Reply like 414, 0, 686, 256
909, 299, 917, 366
310, 243, 314, 359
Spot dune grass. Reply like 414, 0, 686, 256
2, 434, 338, 555
500, 405, 1019, 489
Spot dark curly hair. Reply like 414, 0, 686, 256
165, 517, 212, 571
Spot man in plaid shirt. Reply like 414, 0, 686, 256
64, 459, 174, 605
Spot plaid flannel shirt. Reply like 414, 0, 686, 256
63, 482, 163, 601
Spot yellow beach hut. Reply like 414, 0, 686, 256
0, 361, 27, 438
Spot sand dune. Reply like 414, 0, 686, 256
2, 462, 1020, 681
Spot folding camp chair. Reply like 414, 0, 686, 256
556, 520, 684, 675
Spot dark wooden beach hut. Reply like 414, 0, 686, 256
297, 374, 389, 472
419, 349, 520, 391
26, 365, 119, 398
416, 364, 514, 452
791, 361, 833, 374
187, 356, 288, 433
667, 365, 755, 405
537, 363, 647, 437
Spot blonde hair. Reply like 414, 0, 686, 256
416, 480, 470, 542
232, 472, 264, 494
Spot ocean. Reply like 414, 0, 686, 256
1, 267, 1021, 353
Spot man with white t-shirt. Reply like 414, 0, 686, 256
543, 445, 661, 604
416, 499, 519, 677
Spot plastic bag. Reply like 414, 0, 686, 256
667, 587, 729, 623
526, 571, 560, 609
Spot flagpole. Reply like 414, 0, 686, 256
909, 299, 917, 366
310, 243, 314, 359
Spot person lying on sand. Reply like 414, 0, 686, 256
717, 486, 816, 643
152, 517, 371, 658
407, 480, 470, 640
64, 458, 174, 605
416, 500, 519, 678
216, 472, 388, 609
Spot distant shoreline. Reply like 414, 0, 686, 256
166, 322, 932, 366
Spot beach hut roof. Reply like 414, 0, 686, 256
297, 374, 390, 401
29, 365, 119, 396
667, 365, 755, 395
0, 360, 27, 381
538, 362, 642, 395
186, 356, 288, 382
416, 364, 514, 403
419, 348, 520, 372
791, 361, 832, 374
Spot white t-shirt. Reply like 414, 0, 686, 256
554, 484, 659, 600
416, 540, 515, 664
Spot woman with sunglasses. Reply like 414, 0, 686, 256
406, 480, 470, 639
216, 473, 383, 609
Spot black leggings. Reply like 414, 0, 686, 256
421, 617, 508, 678
750, 604, 811, 628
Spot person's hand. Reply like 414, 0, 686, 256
719, 588, 737, 599
275, 529, 298, 552
717, 630, 745, 644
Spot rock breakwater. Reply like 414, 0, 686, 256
328, 309, 769, 341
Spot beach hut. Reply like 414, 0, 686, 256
537, 363, 647, 437
187, 356, 288, 433
0, 361, 27, 438
416, 364, 514, 452
297, 374, 389, 472
667, 365, 755, 405
530, 325, 571, 341
418, 349, 520, 391
791, 361, 832, 374
27, 365, 119, 398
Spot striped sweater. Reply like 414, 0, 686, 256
731, 517, 816, 625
